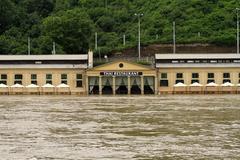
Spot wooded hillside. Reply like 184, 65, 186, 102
0, 0, 239, 55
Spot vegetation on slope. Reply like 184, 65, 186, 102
0, 0, 239, 55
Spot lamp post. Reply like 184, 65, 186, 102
134, 13, 143, 61
52, 41, 56, 55
123, 34, 126, 46
95, 32, 98, 51
28, 37, 31, 55
237, 8, 240, 54
105, 0, 108, 8
173, 21, 176, 54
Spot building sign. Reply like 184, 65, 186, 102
100, 71, 142, 77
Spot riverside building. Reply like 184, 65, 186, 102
1, 52, 240, 95
156, 54, 240, 94
0, 53, 91, 95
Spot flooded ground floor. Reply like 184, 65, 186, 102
0, 95, 239, 159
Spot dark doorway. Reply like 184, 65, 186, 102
144, 85, 154, 94
89, 77, 99, 95
90, 86, 99, 94
130, 77, 141, 94
116, 85, 128, 94
131, 85, 141, 94
116, 77, 128, 94
144, 76, 155, 94
102, 86, 113, 94
102, 77, 113, 94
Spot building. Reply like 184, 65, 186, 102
86, 60, 157, 95
156, 53, 240, 94
0, 52, 92, 95
1, 52, 240, 95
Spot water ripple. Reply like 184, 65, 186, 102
0, 95, 239, 159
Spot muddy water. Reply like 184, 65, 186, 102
0, 95, 239, 160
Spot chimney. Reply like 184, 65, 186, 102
88, 49, 93, 68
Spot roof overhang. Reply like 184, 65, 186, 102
155, 53, 240, 60
156, 63, 240, 68
0, 54, 88, 61
0, 64, 88, 69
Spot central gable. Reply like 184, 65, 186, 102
90, 61, 153, 71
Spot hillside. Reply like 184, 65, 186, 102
0, 0, 239, 55
117, 43, 236, 58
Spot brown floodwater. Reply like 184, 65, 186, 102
0, 95, 239, 160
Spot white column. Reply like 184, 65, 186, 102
99, 76, 102, 95
86, 76, 89, 95
141, 76, 144, 95
128, 76, 131, 95
113, 76, 116, 95
154, 76, 158, 95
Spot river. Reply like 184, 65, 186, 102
0, 95, 239, 160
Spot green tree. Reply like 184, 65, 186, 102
0, 0, 239, 55
0, 0, 16, 33
42, 8, 95, 53
22, 0, 55, 17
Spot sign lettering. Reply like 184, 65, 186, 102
100, 72, 142, 77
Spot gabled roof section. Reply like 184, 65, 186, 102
89, 60, 154, 71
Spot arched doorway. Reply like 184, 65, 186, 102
144, 76, 155, 94
89, 77, 99, 95
116, 77, 128, 94
131, 77, 141, 94
102, 77, 113, 94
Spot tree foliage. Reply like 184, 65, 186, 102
0, 0, 239, 55
42, 8, 95, 53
